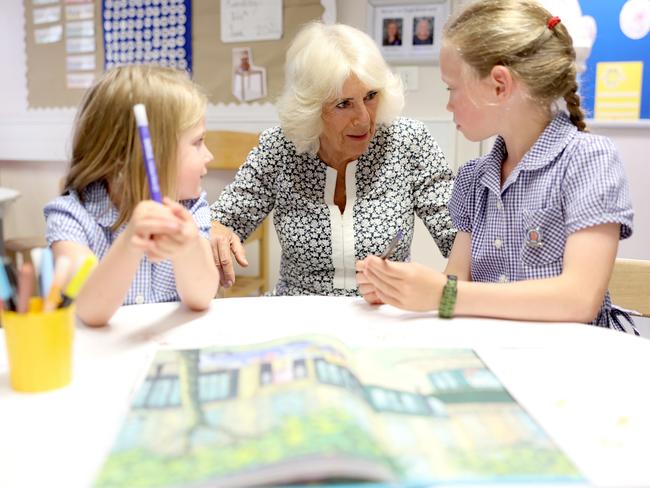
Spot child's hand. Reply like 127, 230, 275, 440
355, 260, 384, 305
126, 200, 181, 260
356, 256, 446, 312
147, 197, 201, 261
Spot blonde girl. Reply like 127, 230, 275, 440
357, 0, 635, 332
45, 65, 218, 326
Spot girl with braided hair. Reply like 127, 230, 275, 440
357, 0, 636, 333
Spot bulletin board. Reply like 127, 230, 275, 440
193, 0, 323, 105
23, 0, 324, 109
579, 1, 650, 121
25, 1, 104, 108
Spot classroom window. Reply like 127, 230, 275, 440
314, 358, 365, 399
137, 376, 182, 409
293, 359, 308, 379
199, 370, 238, 401
260, 363, 273, 386
367, 386, 433, 416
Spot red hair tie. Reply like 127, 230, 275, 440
547, 16, 561, 30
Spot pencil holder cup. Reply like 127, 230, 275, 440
2, 299, 75, 393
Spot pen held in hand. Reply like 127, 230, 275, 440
379, 229, 403, 260
133, 104, 163, 203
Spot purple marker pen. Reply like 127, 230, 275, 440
379, 229, 403, 260
133, 104, 163, 203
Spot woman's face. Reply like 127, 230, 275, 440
319, 74, 379, 165
415, 19, 430, 40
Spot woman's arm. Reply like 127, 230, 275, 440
210, 220, 248, 288
410, 120, 457, 257
359, 223, 619, 322
210, 128, 280, 287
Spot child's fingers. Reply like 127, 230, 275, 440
163, 197, 191, 221
131, 234, 153, 251
145, 249, 167, 263
151, 235, 181, 255
133, 217, 180, 237
364, 263, 404, 299
358, 283, 384, 305
373, 286, 403, 309
365, 256, 408, 282
144, 239, 173, 261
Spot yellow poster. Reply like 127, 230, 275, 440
595, 61, 644, 120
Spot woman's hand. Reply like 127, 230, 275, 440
210, 220, 249, 288
356, 256, 446, 312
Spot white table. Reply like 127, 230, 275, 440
1, 296, 649, 488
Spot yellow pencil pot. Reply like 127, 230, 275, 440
2, 299, 75, 393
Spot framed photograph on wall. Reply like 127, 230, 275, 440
368, 0, 450, 64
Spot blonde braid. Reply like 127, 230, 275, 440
564, 81, 588, 132
445, 0, 588, 130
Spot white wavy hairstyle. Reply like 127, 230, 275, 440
277, 22, 405, 155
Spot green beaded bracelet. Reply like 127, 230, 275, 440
438, 275, 457, 319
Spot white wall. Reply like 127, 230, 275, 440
0, 0, 647, 295
589, 122, 650, 260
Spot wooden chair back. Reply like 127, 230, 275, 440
205, 131, 259, 170
205, 130, 268, 297
609, 258, 650, 317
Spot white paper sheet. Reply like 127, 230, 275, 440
220, 0, 283, 43
34, 24, 63, 44
66, 72, 95, 89
33, 5, 62, 24
66, 54, 96, 71
65, 3, 94, 21
66, 20, 94, 37
66, 36, 95, 53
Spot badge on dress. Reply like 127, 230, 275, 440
526, 226, 544, 248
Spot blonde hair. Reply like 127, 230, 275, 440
277, 22, 405, 154
64, 65, 207, 229
444, 0, 587, 131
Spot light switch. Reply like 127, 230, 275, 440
395, 66, 419, 91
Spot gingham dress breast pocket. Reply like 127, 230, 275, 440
520, 207, 566, 266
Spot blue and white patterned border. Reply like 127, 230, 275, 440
102, 0, 192, 71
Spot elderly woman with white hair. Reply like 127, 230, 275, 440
210, 22, 455, 296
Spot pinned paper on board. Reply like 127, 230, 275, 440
595, 61, 643, 120
231, 47, 267, 103
64, 3, 94, 21
34, 24, 63, 44
66, 37, 95, 54
66, 72, 96, 89
220, 0, 283, 43
33, 5, 61, 24
66, 20, 95, 38
66, 54, 96, 72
